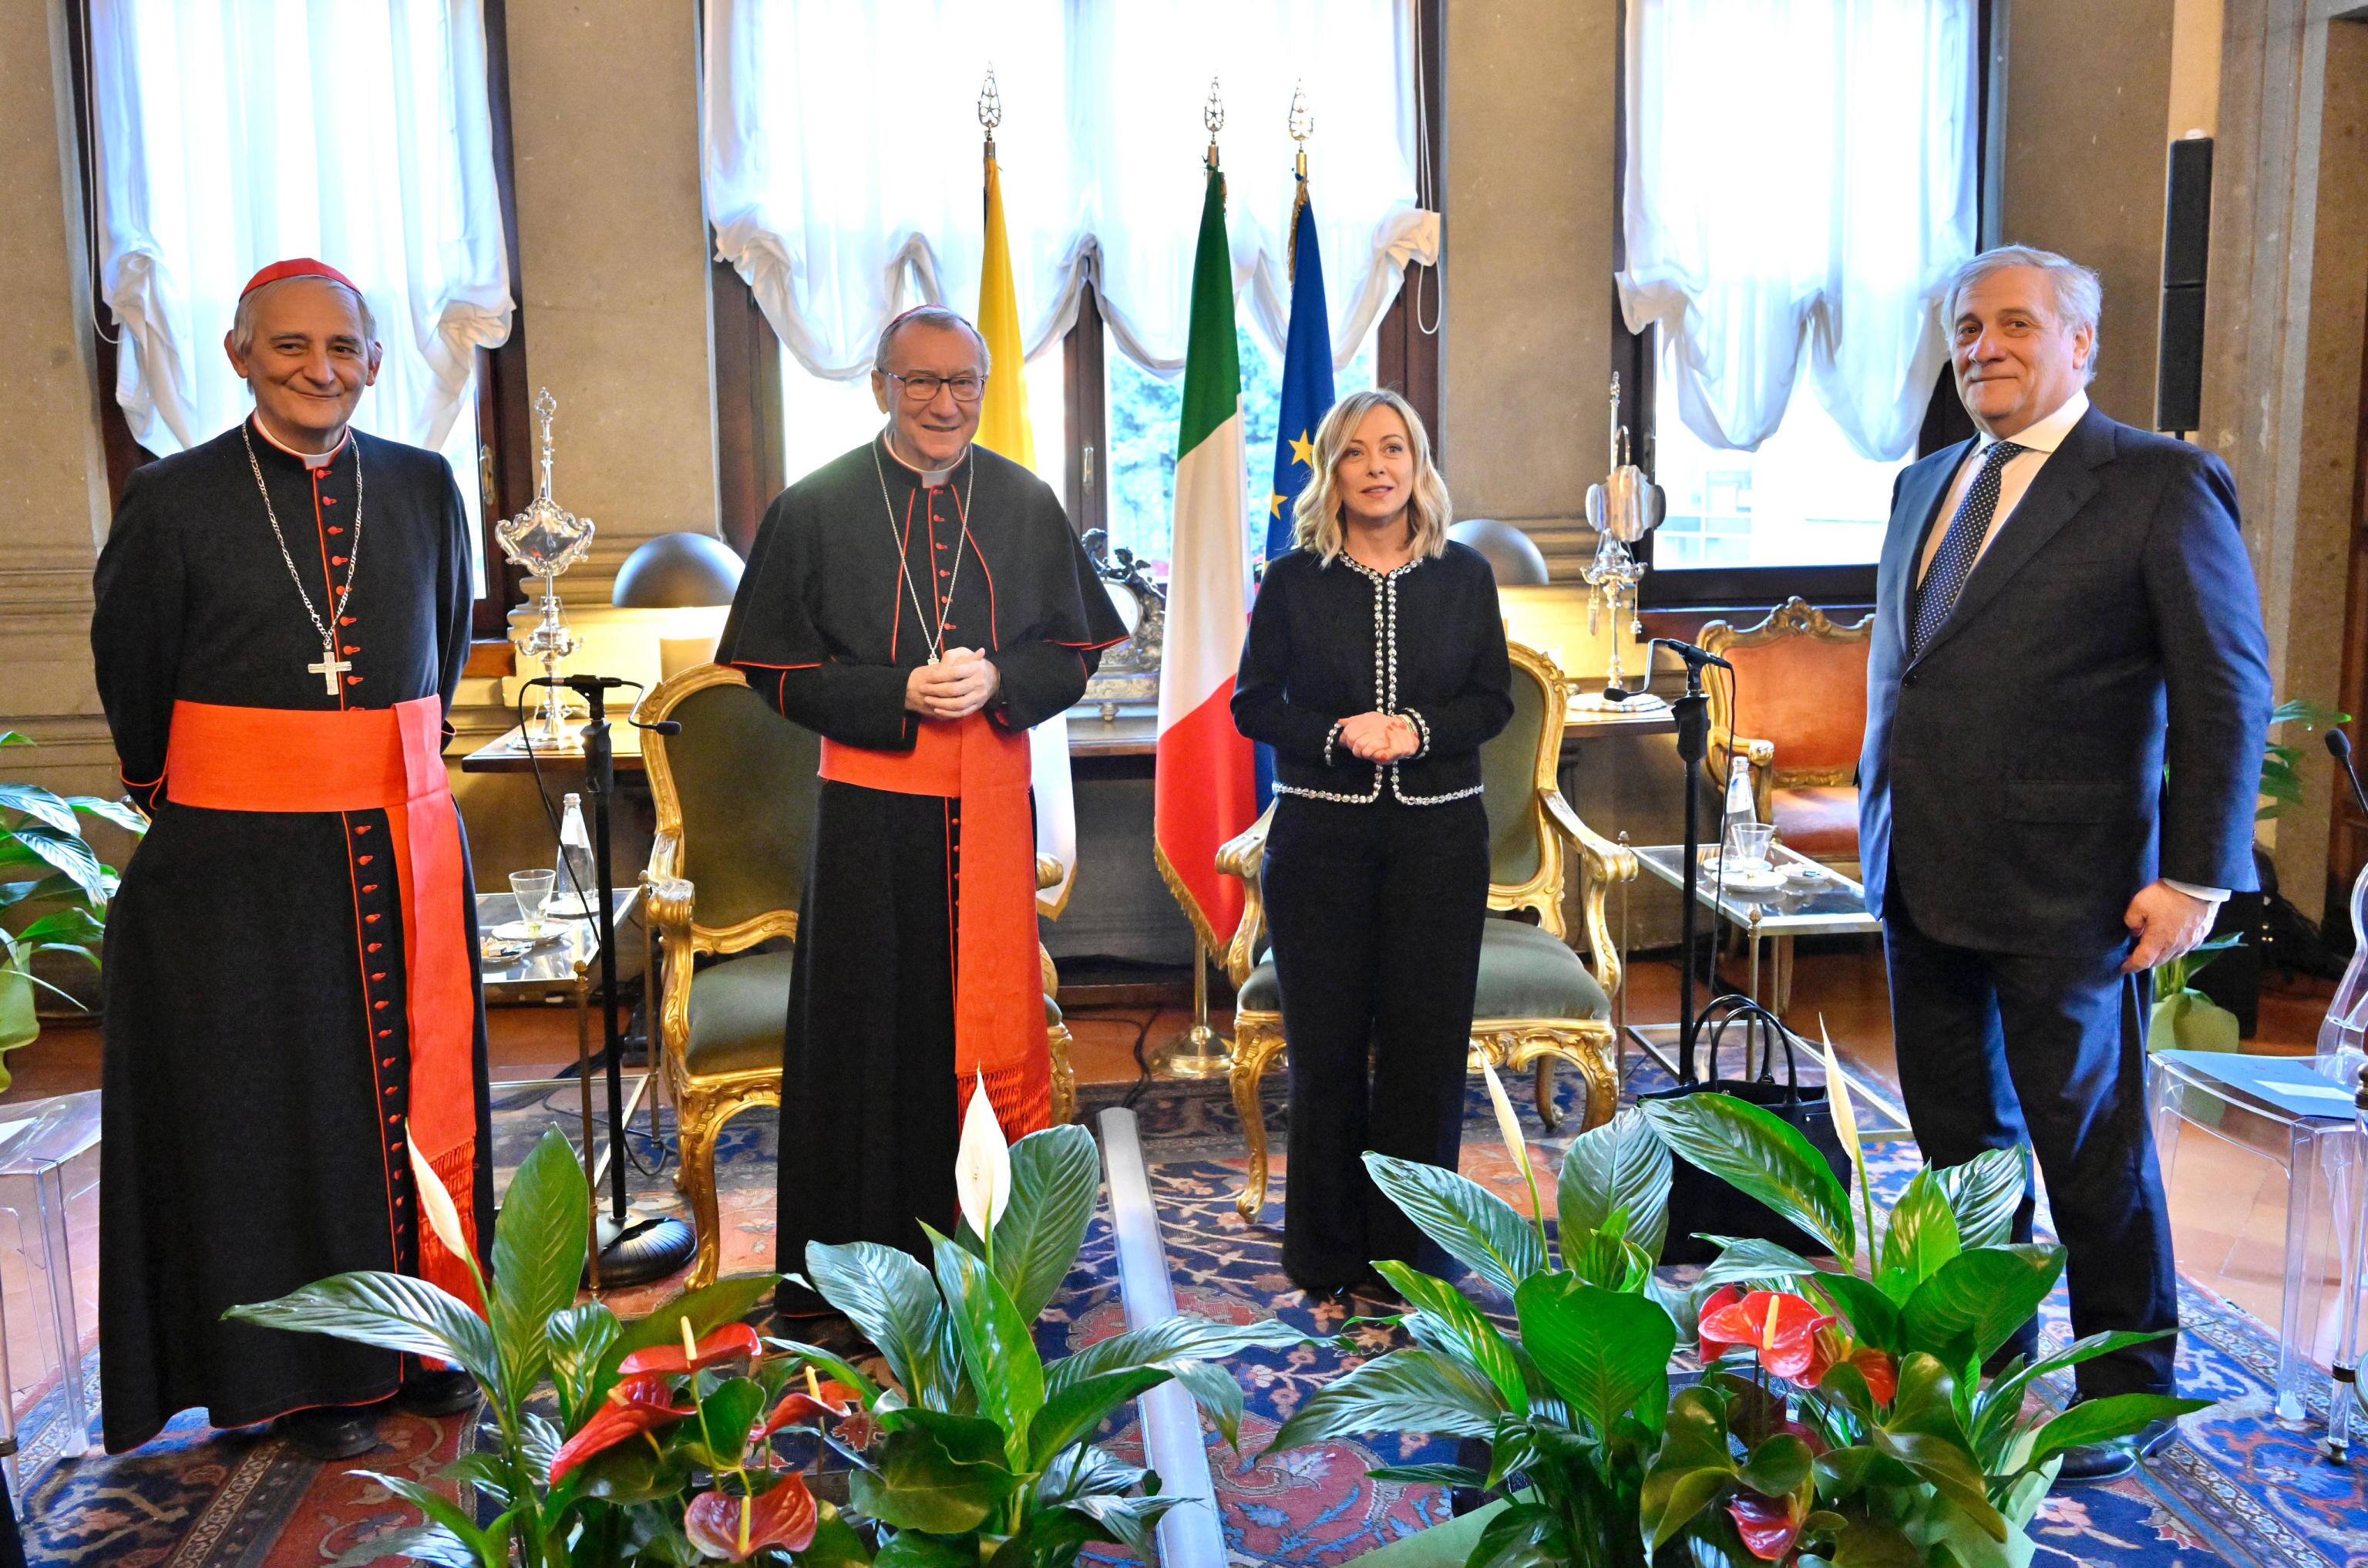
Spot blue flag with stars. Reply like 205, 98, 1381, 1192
1264, 181, 1335, 564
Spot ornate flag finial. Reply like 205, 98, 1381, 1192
977, 64, 1002, 150
1204, 76, 1225, 169
1288, 79, 1314, 179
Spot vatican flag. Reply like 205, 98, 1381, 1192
975, 146, 1078, 920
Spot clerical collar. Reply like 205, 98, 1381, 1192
251, 415, 351, 472
880, 431, 967, 490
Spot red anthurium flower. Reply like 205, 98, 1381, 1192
549, 1375, 698, 1483
684, 1474, 820, 1561
755, 1378, 860, 1441
618, 1321, 764, 1378
1727, 1489, 1805, 1562
1695, 1286, 1747, 1361
1807, 1325, 1899, 1405
1697, 1291, 1834, 1383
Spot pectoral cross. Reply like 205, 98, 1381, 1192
309, 648, 353, 695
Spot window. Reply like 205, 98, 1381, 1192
1620, 0, 1981, 603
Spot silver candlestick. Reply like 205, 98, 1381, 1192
1576, 374, 1667, 710
496, 389, 597, 747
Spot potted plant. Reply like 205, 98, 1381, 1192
0, 732, 146, 1089
230, 1085, 1303, 1565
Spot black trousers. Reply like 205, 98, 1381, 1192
1263, 792, 1491, 1293
1882, 887, 2177, 1396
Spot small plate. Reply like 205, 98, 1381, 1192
544, 891, 600, 920
1781, 861, 1832, 883
489, 920, 569, 945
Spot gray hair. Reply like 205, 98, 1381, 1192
1943, 244, 2103, 380
873, 305, 991, 373
230, 276, 378, 355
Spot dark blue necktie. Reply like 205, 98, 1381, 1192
1911, 440, 2027, 657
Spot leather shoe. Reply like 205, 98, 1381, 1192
272, 1406, 379, 1462
2056, 1414, 2178, 1485
399, 1369, 482, 1418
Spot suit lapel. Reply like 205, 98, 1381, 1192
1886, 444, 1965, 655
1910, 405, 2114, 667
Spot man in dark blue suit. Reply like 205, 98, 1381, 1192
1860, 245, 2271, 1482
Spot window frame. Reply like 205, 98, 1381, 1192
1626, 0, 1993, 612
710, 0, 1443, 553
66, 0, 533, 641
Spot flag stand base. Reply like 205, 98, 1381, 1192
1149, 940, 1233, 1081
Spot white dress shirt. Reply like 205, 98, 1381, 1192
1914, 388, 2226, 909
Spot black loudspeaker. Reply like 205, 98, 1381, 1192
2157, 136, 2213, 433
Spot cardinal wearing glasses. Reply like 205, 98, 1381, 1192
718, 305, 1125, 1319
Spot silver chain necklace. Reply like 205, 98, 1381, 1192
873, 437, 973, 665
241, 422, 365, 696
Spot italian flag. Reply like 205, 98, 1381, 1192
1153, 166, 1258, 954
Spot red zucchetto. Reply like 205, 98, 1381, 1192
238, 257, 361, 299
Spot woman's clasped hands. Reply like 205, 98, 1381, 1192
1339, 711, 1419, 762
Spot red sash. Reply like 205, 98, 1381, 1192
820, 714, 1052, 1136
163, 696, 482, 1310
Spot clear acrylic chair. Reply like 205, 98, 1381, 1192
0, 1089, 101, 1512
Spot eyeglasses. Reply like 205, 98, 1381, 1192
883, 370, 987, 404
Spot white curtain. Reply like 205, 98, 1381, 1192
703, 0, 1438, 382
89, 0, 513, 456
1616, 0, 1977, 459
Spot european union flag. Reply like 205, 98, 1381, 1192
1263, 180, 1336, 564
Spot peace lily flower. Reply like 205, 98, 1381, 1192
1820, 1016, 1874, 1269
1478, 1053, 1550, 1254
1697, 1288, 1835, 1382
407, 1139, 486, 1314
548, 1374, 698, 1483
954, 1072, 1012, 1263
684, 1472, 819, 1561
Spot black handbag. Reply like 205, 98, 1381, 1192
1640, 995, 1854, 1266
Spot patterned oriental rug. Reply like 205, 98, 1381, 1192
14, 1063, 2368, 1566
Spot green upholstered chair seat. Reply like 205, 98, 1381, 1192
684, 951, 796, 1076
1236, 917, 1609, 1023
684, 949, 1067, 1076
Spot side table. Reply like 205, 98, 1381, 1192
0, 1090, 101, 1512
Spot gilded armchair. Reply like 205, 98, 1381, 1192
638, 663, 1076, 1288
1699, 597, 1875, 870
1216, 638, 1636, 1222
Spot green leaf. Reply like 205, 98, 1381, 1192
852, 1418, 1018, 1534
226, 1270, 496, 1388
1168, 1358, 1249, 1451
874, 1531, 975, 1568
66, 795, 150, 834
1266, 1348, 1505, 1451
1028, 1366, 1169, 1468
991, 1124, 1102, 1322
1899, 1246, 2064, 1371
351, 1469, 498, 1562
439, 1452, 515, 1506
546, 1302, 621, 1432
1036, 1442, 1149, 1506
808, 1240, 960, 1409
1879, 1171, 1962, 1296
799, 1509, 879, 1568
681, 1375, 768, 1469
1364, 1462, 1490, 1487
1830, 1518, 1923, 1568
1513, 1271, 1676, 1439
1065, 1489, 1186, 1556
1557, 1107, 1673, 1262
1467, 1500, 1575, 1568
1697, 1237, 1821, 1288
0, 785, 78, 836
14, 907, 105, 947
928, 1224, 1046, 1464
1930, 1148, 2026, 1251
1641, 1386, 1736, 1548
1562, 1229, 1655, 1293
1870, 1424, 2003, 1542
324, 1524, 479, 1568
5, 823, 106, 901
1804, 1270, 1903, 1358
1737, 1432, 1813, 1498
1362, 1151, 1544, 1300
1044, 1314, 1305, 1391
1373, 1259, 1528, 1414
597, 1272, 778, 1400
1978, 1327, 2177, 1415
1639, 1093, 1854, 1260
488, 1127, 589, 1407
2024, 1392, 2207, 1468
1884, 1354, 1973, 1449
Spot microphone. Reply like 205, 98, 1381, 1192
2330, 730, 2368, 819
523, 674, 636, 695
1653, 638, 1734, 672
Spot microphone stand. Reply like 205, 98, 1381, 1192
574, 678, 695, 1286
1670, 655, 1712, 1079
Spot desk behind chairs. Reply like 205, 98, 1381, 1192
1216, 640, 1636, 1223
637, 664, 1077, 1289
1699, 597, 1875, 873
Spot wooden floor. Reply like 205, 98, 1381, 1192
0, 941, 2350, 1418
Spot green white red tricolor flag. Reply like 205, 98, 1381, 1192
1153, 165, 1258, 953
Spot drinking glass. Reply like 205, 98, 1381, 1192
510, 869, 557, 937
1725, 822, 1775, 873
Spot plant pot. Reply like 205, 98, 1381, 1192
0, 967, 39, 1094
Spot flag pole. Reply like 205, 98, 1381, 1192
1151, 76, 1238, 1084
